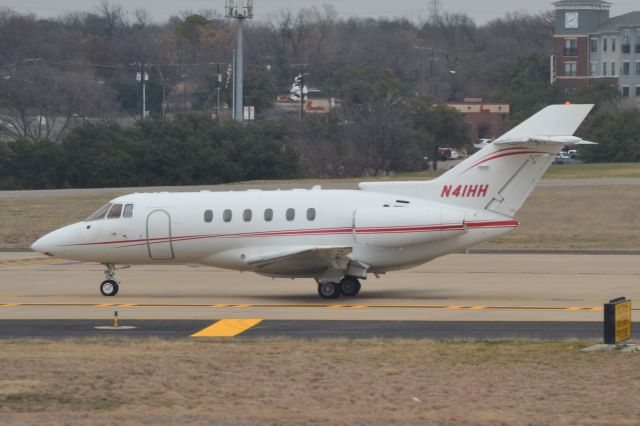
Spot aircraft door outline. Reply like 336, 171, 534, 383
146, 209, 175, 260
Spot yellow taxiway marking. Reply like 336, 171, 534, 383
0, 302, 633, 312
191, 319, 263, 337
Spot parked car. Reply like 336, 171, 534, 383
474, 138, 493, 149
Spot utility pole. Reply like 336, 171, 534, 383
226, 0, 254, 123
136, 62, 149, 120
216, 62, 221, 121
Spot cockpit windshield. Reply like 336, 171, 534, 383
85, 203, 112, 221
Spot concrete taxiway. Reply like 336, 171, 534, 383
1, 253, 638, 332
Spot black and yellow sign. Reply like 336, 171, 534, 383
604, 297, 632, 344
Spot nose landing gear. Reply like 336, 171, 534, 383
100, 263, 119, 296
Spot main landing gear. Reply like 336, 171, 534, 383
317, 276, 362, 299
100, 263, 119, 296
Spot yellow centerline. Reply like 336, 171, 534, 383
0, 302, 626, 313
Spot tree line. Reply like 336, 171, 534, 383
0, 2, 638, 190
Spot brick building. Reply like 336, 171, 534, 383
447, 99, 510, 142
552, 0, 640, 104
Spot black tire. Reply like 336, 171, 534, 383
341, 277, 361, 297
317, 282, 342, 299
100, 279, 119, 296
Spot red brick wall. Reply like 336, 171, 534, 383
461, 111, 509, 141
553, 36, 589, 90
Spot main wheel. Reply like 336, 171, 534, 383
317, 282, 342, 299
100, 279, 119, 296
341, 277, 361, 297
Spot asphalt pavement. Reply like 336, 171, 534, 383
0, 319, 626, 340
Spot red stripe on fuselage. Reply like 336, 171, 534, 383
65, 220, 519, 249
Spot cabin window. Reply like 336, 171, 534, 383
286, 208, 295, 221
264, 208, 273, 222
306, 208, 316, 221
223, 209, 232, 222
107, 204, 123, 219
86, 203, 112, 221
204, 210, 213, 223
243, 209, 252, 222
123, 204, 134, 218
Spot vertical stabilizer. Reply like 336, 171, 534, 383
359, 104, 594, 217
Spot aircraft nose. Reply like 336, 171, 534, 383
31, 224, 79, 257
31, 232, 58, 256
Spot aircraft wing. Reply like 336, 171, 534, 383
246, 246, 354, 280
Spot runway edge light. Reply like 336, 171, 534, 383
603, 297, 631, 345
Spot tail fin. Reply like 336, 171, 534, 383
359, 104, 595, 217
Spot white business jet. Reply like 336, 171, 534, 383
31, 104, 595, 299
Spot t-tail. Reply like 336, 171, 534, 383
359, 104, 595, 217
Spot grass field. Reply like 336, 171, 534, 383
0, 339, 639, 425
2, 163, 640, 250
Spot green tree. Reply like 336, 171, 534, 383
488, 54, 560, 124
409, 97, 470, 170
328, 66, 409, 106
578, 108, 640, 163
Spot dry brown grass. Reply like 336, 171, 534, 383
0, 339, 639, 425
0, 195, 113, 248
480, 185, 640, 251
2, 184, 640, 252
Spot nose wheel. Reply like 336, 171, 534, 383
100, 263, 120, 296
100, 279, 119, 296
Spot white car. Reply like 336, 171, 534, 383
474, 139, 492, 149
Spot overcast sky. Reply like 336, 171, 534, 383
2, 0, 638, 24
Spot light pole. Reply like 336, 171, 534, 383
136, 64, 149, 120
226, 0, 254, 123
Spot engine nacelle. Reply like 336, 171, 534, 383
354, 207, 466, 248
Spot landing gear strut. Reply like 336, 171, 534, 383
317, 276, 362, 299
100, 263, 119, 296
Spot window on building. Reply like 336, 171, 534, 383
264, 208, 273, 222
204, 210, 213, 223
623, 29, 631, 53
564, 62, 577, 77
623, 61, 631, 75
603, 37, 608, 51
636, 31, 640, 53
306, 208, 316, 221
243, 209, 252, 222
611, 62, 616, 77
223, 209, 232, 222
107, 204, 122, 219
590, 38, 598, 53
636, 86, 640, 97
564, 39, 577, 56
612, 37, 616, 51
622, 86, 630, 98
286, 208, 295, 221
123, 204, 134, 218
590, 62, 597, 77
603, 62, 608, 76
636, 61, 640, 75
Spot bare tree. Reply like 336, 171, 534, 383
0, 65, 116, 142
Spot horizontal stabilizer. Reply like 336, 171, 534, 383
495, 104, 594, 143
495, 136, 597, 146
